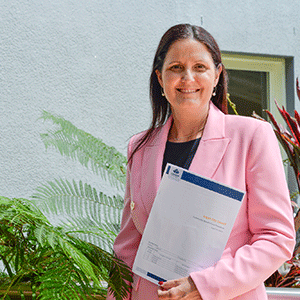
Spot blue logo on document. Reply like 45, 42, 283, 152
169, 166, 182, 181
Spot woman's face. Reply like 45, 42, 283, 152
156, 38, 222, 114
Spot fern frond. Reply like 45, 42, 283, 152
0, 196, 131, 300
34, 231, 131, 299
33, 224, 100, 286
78, 242, 132, 300
0, 197, 49, 226
64, 221, 117, 252
39, 111, 127, 190
32, 179, 123, 250
36, 256, 97, 300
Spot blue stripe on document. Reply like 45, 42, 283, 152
147, 272, 166, 282
181, 171, 244, 201
166, 165, 171, 175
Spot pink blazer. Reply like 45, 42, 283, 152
107, 102, 295, 300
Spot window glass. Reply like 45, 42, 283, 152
222, 53, 286, 125
227, 69, 268, 118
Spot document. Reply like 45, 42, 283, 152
132, 163, 245, 284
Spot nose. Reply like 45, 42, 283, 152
182, 69, 195, 81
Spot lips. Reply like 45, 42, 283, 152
177, 88, 200, 93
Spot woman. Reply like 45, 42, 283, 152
107, 24, 295, 299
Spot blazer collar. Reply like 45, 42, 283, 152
141, 101, 231, 214
147, 101, 226, 145
201, 101, 226, 141
189, 102, 230, 176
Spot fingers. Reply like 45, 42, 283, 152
157, 286, 180, 299
160, 279, 180, 289
157, 277, 203, 300
157, 279, 184, 299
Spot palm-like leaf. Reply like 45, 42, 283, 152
247, 80, 300, 287
32, 179, 123, 251
1, 112, 132, 299
39, 111, 127, 190
0, 196, 132, 300
264, 101, 300, 192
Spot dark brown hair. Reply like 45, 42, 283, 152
129, 24, 228, 162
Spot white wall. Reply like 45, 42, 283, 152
1, 0, 300, 199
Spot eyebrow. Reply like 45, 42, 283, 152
167, 61, 181, 65
167, 60, 206, 65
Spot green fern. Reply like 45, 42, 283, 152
32, 179, 123, 251
1, 112, 132, 299
0, 196, 132, 300
39, 111, 127, 190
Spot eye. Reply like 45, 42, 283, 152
169, 64, 183, 71
194, 64, 206, 71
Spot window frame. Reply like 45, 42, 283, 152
222, 53, 286, 125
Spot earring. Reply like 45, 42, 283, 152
212, 87, 217, 96
161, 88, 165, 97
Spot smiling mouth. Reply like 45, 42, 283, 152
177, 89, 200, 93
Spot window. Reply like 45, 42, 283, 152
226, 69, 267, 118
222, 53, 286, 124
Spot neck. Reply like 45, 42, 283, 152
168, 105, 209, 143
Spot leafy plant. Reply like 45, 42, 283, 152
254, 78, 300, 193
39, 111, 126, 189
252, 78, 300, 288
228, 79, 300, 287
35, 111, 127, 249
0, 196, 131, 299
0, 112, 132, 299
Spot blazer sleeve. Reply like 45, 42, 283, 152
190, 121, 296, 300
107, 136, 142, 300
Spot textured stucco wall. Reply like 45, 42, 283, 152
1, 0, 300, 200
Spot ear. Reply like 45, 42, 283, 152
155, 69, 163, 88
214, 64, 223, 86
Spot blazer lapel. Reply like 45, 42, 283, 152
140, 102, 230, 214
141, 117, 172, 214
189, 102, 231, 178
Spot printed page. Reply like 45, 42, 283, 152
132, 163, 245, 284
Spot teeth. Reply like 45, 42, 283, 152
179, 89, 197, 93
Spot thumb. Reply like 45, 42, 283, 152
160, 279, 181, 289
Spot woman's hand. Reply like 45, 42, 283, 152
157, 276, 203, 299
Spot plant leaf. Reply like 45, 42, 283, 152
39, 111, 127, 190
